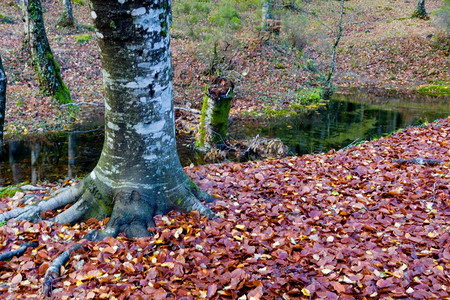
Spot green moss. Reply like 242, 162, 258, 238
417, 83, 449, 96
0, 186, 22, 198
195, 85, 210, 148
72, 0, 85, 5
54, 83, 72, 104
188, 179, 200, 192
43, 52, 72, 104
74, 34, 92, 44
210, 93, 232, 144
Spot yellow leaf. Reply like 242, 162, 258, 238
301, 288, 310, 296
235, 224, 245, 230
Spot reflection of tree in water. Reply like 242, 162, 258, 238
0, 131, 102, 186
259, 99, 406, 155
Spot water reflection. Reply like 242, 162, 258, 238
229, 97, 449, 156
1, 130, 103, 186
0, 93, 449, 186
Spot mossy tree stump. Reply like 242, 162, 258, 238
24, 0, 71, 104
196, 77, 234, 152
0, 55, 6, 151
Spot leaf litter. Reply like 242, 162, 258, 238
0, 118, 448, 299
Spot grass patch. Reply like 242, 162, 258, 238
74, 34, 92, 44
0, 186, 22, 198
417, 82, 449, 96
264, 88, 326, 117
72, 0, 85, 5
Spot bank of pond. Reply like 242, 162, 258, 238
1, 89, 448, 186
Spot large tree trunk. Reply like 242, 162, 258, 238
58, 0, 75, 27
0, 0, 214, 247
412, 0, 428, 19
24, 0, 71, 103
0, 0, 215, 240
0, 55, 6, 152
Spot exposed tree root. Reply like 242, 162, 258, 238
0, 181, 85, 223
1, 173, 215, 297
0, 241, 38, 261
43, 242, 82, 297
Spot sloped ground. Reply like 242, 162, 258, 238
0, 0, 447, 137
333, 0, 448, 88
0, 117, 448, 299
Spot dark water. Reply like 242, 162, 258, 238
1, 91, 448, 186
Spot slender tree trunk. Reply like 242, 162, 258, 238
22, 0, 30, 48
262, 0, 281, 34
0, 55, 6, 152
24, 0, 71, 103
58, 0, 75, 27
196, 77, 234, 152
323, 0, 345, 99
412, 0, 428, 19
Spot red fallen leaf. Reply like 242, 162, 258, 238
247, 285, 263, 300
102, 246, 117, 255
37, 250, 51, 260
143, 286, 167, 299
123, 262, 135, 274
11, 273, 22, 285
332, 282, 346, 293
255, 173, 264, 181
207, 283, 217, 297
38, 262, 51, 276
376, 278, 394, 288
21, 261, 35, 270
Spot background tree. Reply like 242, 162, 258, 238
23, 0, 71, 103
0, 54, 6, 152
58, 0, 75, 27
412, 0, 428, 19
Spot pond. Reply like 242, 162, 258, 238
1, 89, 448, 186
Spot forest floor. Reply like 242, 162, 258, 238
0, 116, 449, 299
0, 0, 449, 299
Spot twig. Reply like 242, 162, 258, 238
61, 127, 103, 134
59, 102, 101, 108
393, 158, 443, 166
340, 138, 362, 151
0, 241, 39, 261
174, 106, 201, 114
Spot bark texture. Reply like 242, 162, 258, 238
413, 0, 428, 19
196, 77, 234, 152
24, 0, 71, 103
58, 0, 75, 27
0, 55, 6, 151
